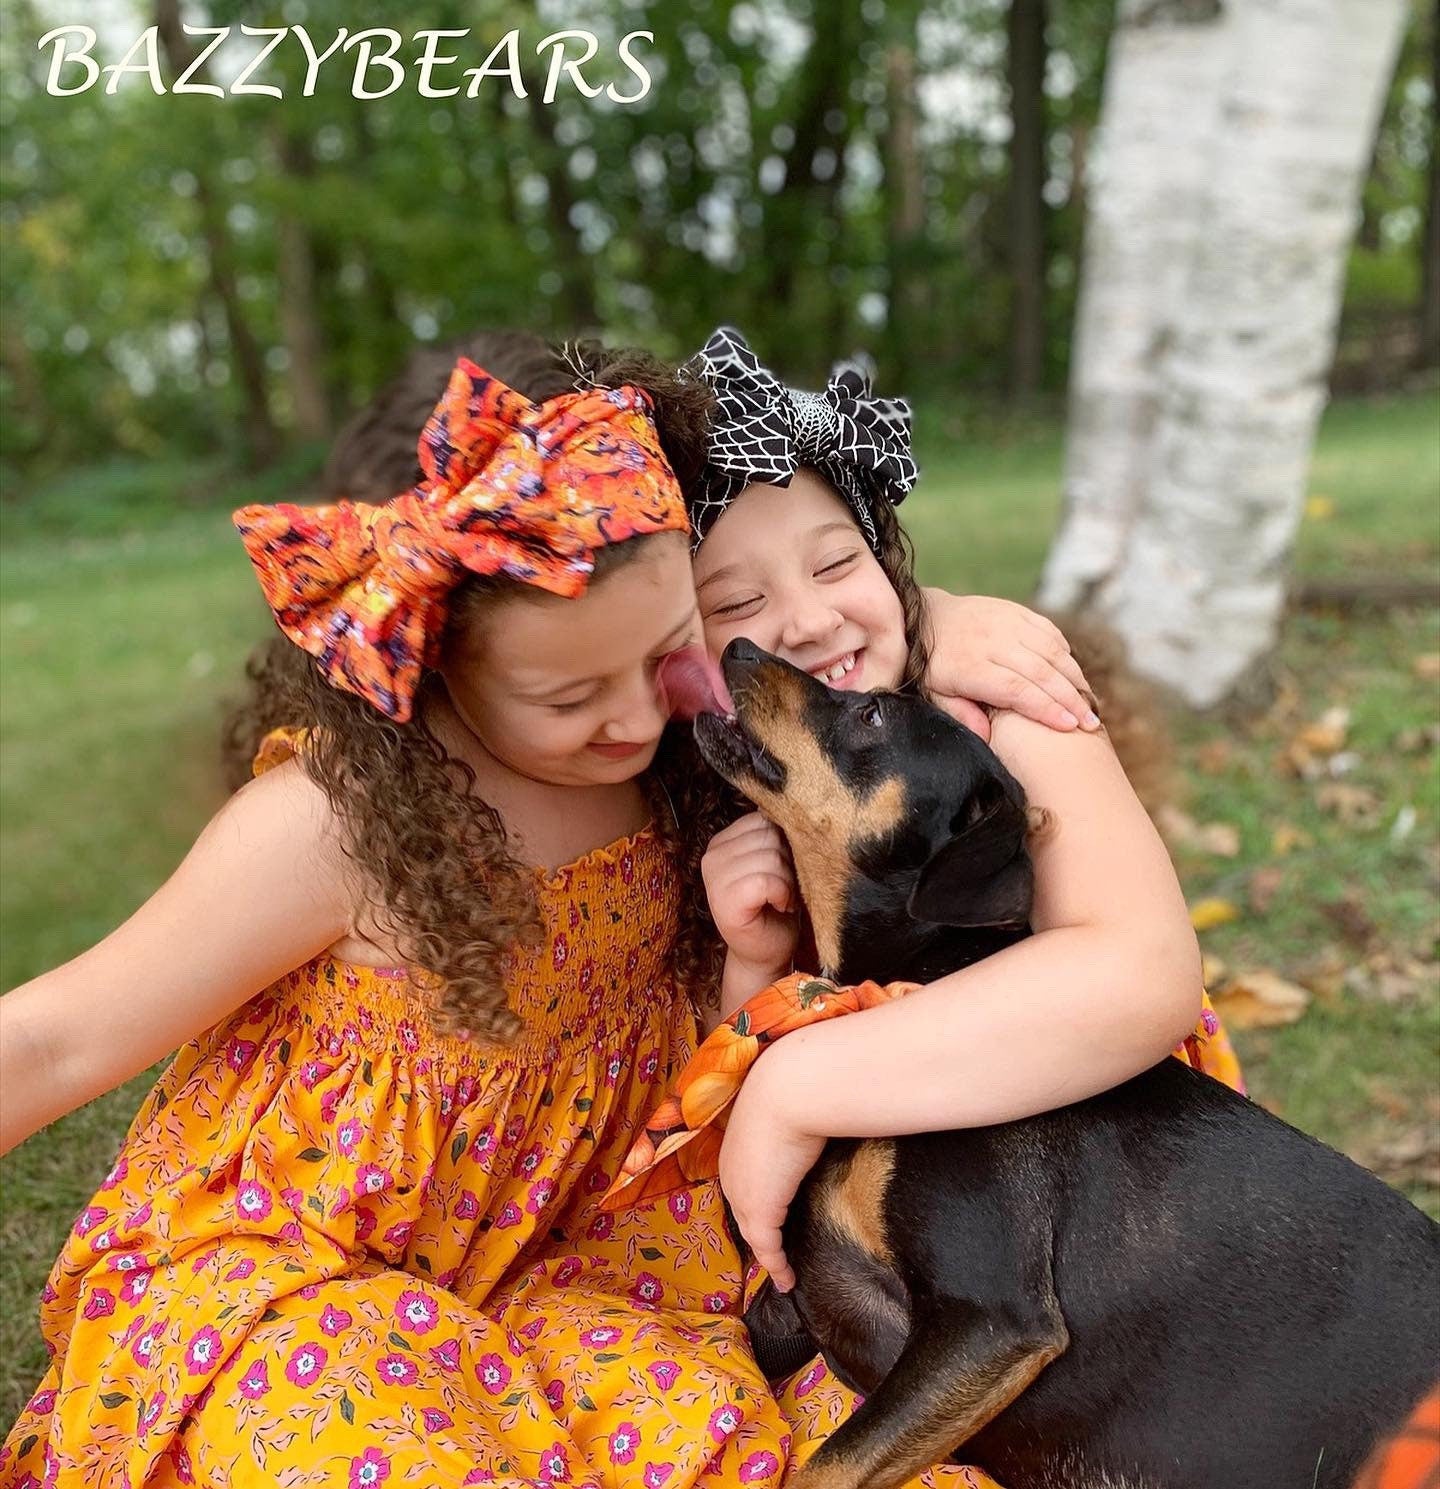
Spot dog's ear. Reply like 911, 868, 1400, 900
906, 788, 1033, 928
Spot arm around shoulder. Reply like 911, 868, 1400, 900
0, 760, 352, 1156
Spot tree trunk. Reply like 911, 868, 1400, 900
884, 43, 927, 387
1065, 0, 1409, 708
1420, 0, 1440, 367
154, 0, 277, 464
272, 128, 331, 442
1038, 0, 1232, 616
1007, 0, 1049, 399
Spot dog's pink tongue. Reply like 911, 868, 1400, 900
658, 645, 735, 721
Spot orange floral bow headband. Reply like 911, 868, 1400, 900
233, 358, 690, 720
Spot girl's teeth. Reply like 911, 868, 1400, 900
821, 653, 855, 683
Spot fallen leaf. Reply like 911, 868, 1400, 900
1297, 706, 1350, 755
1344, 952, 1437, 1007
1201, 952, 1229, 988
1319, 893, 1377, 948
1270, 822, 1312, 856
1190, 897, 1241, 932
1314, 781, 1382, 828
1157, 807, 1241, 857
1293, 947, 1349, 1006
1304, 494, 1335, 520
1247, 866, 1285, 916
1210, 968, 1311, 1029
1194, 740, 1233, 775
1394, 724, 1440, 753
1413, 653, 1440, 681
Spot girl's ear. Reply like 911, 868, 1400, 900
906, 786, 1033, 928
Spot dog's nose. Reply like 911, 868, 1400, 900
724, 638, 768, 667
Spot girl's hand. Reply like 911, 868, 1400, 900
701, 813, 800, 983
717, 1045, 824, 1293
923, 590, 1098, 736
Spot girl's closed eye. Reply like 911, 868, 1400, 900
815, 550, 859, 579
709, 593, 763, 621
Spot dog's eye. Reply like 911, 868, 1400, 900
861, 701, 884, 728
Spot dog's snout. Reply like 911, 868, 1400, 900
723, 638, 767, 667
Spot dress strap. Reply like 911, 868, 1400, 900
252, 726, 312, 778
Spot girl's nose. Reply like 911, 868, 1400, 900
778, 595, 844, 653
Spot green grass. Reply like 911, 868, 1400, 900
1, 389, 1438, 1424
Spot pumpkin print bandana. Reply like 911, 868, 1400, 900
234, 358, 690, 720
602, 974, 1245, 1212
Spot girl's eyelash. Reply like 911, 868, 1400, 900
711, 598, 760, 619
548, 698, 591, 714
817, 554, 858, 576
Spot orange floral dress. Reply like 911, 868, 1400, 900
1, 739, 998, 1489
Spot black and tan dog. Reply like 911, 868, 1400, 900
694, 638, 1440, 1489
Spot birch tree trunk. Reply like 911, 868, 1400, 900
1040, 0, 1408, 708
1036, 0, 1233, 613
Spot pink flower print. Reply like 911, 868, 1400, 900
299, 1058, 334, 1091
394, 1289, 438, 1335
396, 1019, 420, 1054
707, 1403, 743, 1445
604, 1054, 624, 1088
526, 1178, 556, 1214
354, 1164, 389, 1199
185, 1326, 223, 1375
629, 1271, 664, 1307
92, 1226, 118, 1252
137, 1389, 167, 1438
639, 1049, 660, 1083
100, 1156, 129, 1190
704, 1291, 731, 1314
668, 1190, 692, 1224
620, 851, 636, 883
74, 1205, 107, 1238
236, 1359, 270, 1403
429, 1337, 461, 1373
462, 1474, 496, 1487
354, 1208, 377, 1243
320, 1087, 343, 1124
374, 1352, 419, 1388
225, 1037, 258, 1073
469, 1126, 496, 1168
577, 960, 594, 994
455, 1190, 480, 1221
475, 1352, 511, 1396
518, 1316, 544, 1343
318, 1303, 352, 1337
739, 1452, 780, 1483
502, 1115, 526, 1147
284, 1342, 328, 1388
130, 1321, 162, 1367
235, 1181, 273, 1223
120, 1271, 151, 1306
580, 1325, 623, 1349
674, 1324, 702, 1345
517, 1141, 546, 1179
278, 1220, 302, 1245
539, 1442, 570, 1482
608, 1423, 641, 1466
553, 1256, 582, 1287
543, 1378, 565, 1412
336, 1119, 363, 1157
552, 934, 569, 971
494, 1200, 524, 1230
1201, 1007, 1220, 1037
794, 1359, 827, 1397
382, 1220, 413, 1250
349, 1448, 391, 1488
420, 1407, 452, 1434
642, 1465, 675, 1488
646, 1360, 680, 1394
626, 948, 640, 977
280, 1187, 305, 1216
585, 1212, 614, 1242
82, 1287, 116, 1321
223, 1258, 256, 1283
27, 1389, 56, 1416
109, 1250, 146, 1273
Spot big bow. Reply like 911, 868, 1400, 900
233, 358, 689, 721
686, 326, 919, 549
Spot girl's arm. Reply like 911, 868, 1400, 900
0, 760, 352, 1157
922, 589, 1099, 737
720, 714, 1202, 1286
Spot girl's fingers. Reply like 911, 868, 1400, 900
1004, 649, 1098, 730
1021, 618, 1093, 697
745, 1226, 794, 1293
735, 872, 797, 918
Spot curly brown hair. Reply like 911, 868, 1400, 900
224, 330, 716, 1042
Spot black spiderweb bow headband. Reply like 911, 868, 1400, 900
684, 326, 919, 552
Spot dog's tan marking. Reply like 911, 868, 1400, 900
793, 1329, 1067, 1489
731, 666, 907, 973
819, 1141, 896, 1267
